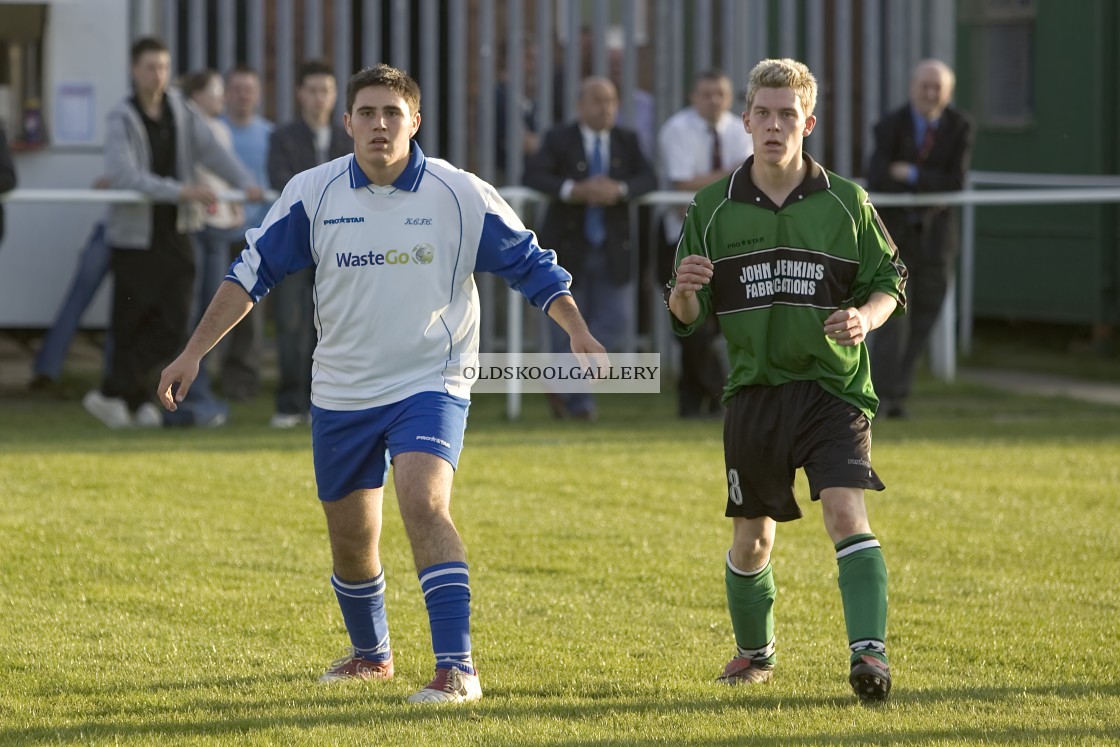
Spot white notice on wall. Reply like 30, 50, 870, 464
55, 82, 96, 144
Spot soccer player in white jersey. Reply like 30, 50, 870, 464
158, 64, 605, 704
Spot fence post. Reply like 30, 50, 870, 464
928, 278, 957, 382
959, 173, 976, 356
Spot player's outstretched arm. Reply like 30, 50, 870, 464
546, 294, 606, 355
157, 281, 255, 411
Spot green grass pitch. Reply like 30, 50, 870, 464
1, 381, 1118, 745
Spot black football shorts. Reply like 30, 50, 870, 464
722, 379, 885, 521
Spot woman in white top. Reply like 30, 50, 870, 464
176, 69, 251, 425
183, 69, 247, 326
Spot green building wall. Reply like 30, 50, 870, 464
955, 0, 1119, 326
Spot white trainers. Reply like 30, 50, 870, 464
269, 412, 305, 428
407, 667, 482, 704
82, 390, 132, 429
133, 403, 163, 428
198, 410, 228, 428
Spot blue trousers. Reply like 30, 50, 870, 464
34, 223, 112, 381
546, 250, 634, 415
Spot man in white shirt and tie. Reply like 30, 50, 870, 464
658, 70, 753, 419
525, 77, 657, 420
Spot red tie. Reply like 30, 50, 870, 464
711, 126, 722, 171
918, 122, 936, 163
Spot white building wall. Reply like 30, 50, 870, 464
0, 0, 129, 327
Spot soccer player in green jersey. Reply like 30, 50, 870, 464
666, 58, 907, 702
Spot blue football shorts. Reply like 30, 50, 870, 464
311, 391, 470, 501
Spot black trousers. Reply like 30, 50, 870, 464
219, 239, 262, 399
678, 316, 727, 415
659, 229, 726, 415
271, 266, 317, 416
102, 240, 194, 410
870, 218, 955, 405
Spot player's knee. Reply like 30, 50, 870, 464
730, 535, 772, 571
329, 536, 378, 579
823, 509, 871, 543
398, 493, 452, 529
820, 488, 871, 540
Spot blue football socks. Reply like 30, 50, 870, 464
331, 571, 392, 662
418, 561, 474, 674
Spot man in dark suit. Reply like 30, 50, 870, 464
524, 76, 657, 420
266, 60, 352, 428
866, 59, 973, 419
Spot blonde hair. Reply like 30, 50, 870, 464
746, 58, 818, 116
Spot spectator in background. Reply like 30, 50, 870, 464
35, 72, 260, 411
548, 28, 656, 161
173, 67, 251, 427
494, 36, 541, 182
658, 70, 753, 419
30, 182, 111, 391
0, 123, 15, 246
82, 36, 262, 429
551, 26, 594, 125
606, 43, 657, 354
866, 59, 973, 419
266, 60, 352, 428
608, 45, 656, 162
183, 70, 246, 327
219, 64, 274, 401
524, 76, 657, 421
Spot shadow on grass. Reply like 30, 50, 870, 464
4, 680, 1117, 745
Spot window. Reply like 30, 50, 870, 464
0, 4, 48, 147
964, 0, 1035, 127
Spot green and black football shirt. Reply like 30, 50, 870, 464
669, 155, 907, 418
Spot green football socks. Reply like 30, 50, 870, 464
725, 552, 777, 665
835, 533, 889, 664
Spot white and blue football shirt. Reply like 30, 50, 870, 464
227, 143, 572, 410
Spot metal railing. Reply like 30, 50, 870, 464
6, 176, 1120, 416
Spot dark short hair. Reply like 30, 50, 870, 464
226, 63, 259, 81
693, 69, 730, 88
345, 64, 421, 114
297, 59, 335, 87
130, 36, 169, 65
182, 69, 220, 97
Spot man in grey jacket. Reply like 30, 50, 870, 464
83, 37, 262, 428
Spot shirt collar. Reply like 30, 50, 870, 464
910, 104, 939, 129
579, 124, 609, 143
348, 141, 428, 191
689, 107, 723, 132
727, 153, 830, 210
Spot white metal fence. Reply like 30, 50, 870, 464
6, 177, 1120, 416
2, 0, 963, 331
